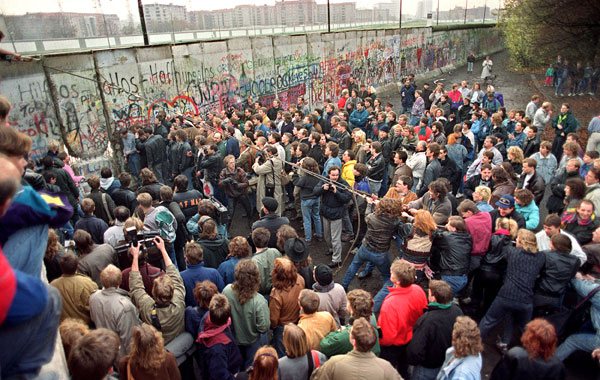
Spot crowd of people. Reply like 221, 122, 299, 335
1, 59, 600, 380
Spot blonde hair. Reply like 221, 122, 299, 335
517, 229, 538, 253
474, 186, 492, 202
507, 146, 524, 164
283, 324, 310, 358
152, 274, 174, 305
452, 316, 483, 358
129, 324, 166, 371
495, 217, 519, 239
99, 264, 122, 288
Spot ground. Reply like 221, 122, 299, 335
230, 50, 600, 379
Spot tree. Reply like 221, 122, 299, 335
501, 0, 600, 68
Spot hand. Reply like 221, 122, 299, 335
323, 183, 330, 191
129, 243, 141, 259
331, 184, 337, 193
153, 236, 166, 252
557, 124, 563, 129
408, 208, 418, 215
592, 348, 600, 361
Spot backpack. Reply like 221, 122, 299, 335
155, 206, 176, 243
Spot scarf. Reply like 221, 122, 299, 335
418, 125, 427, 137
561, 211, 595, 227
196, 315, 232, 347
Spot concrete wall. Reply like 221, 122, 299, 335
0, 25, 503, 174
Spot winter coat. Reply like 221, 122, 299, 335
418, 159, 442, 197
490, 346, 565, 380
431, 231, 472, 275
535, 250, 579, 300
378, 285, 428, 346
362, 212, 402, 253
219, 167, 249, 198
314, 178, 352, 220
253, 158, 284, 215
517, 172, 546, 206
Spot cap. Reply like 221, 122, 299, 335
496, 194, 515, 209
379, 125, 390, 133
314, 264, 333, 286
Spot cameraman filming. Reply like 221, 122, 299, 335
253, 145, 284, 216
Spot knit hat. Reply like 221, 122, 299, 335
496, 194, 515, 209
379, 125, 390, 133
262, 197, 278, 212
314, 264, 333, 286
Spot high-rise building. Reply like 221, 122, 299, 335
415, 0, 433, 19
142, 3, 187, 24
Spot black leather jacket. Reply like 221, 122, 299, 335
535, 250, 579, 298
431, 230, 472, 275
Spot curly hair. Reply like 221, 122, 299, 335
46, 229, 61, 261
139, 168, 157, 185
129, 324, 167, 371
375, 198, 403, 217
347, 289, 374, 320
495, 217, 519, 239
452, 316, 483, 358
413, 210, 437, 237
507, 146, 524, 164
228, 236, 252, 259
276, 225, 298, 253
521, 318, 557, 361
233, 259, 260, 305
193, 280, 219, 309
271, 257, 298, 290
301, 157, 319, 174
517, 229, 538, 253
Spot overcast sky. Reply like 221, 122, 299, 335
1, 0, 500, 18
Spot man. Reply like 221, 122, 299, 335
103, 206, 129, 248
525, 94, 540, 120
41, 156, 79, 211
585, 167, 600, 213
312, 317, 402, 380
180, 241, 224, 306
267, 99, 282, 121
407, 280, 463, 379
390, 150, 413, 186
533, 101, 553, 138
417, 143, 442, 197
535, 214, 586, 266
349, 101, 369, 135
531, 141, 558, 184
506, 121, 526, 149
562, 200, 599, 246
329, 119, 352, 158
314, 166, 352, 268
198, 143, 225, 205
522, 126, 540, 157
517, 158, 546, 205
546, 158, 580, 214
50, 253, 98, 325
251, 197, 290, 248
86, 175, 116, 225
458, 200, 493, 275
408, 179, 452, 225
489, 195, 526, 231
366, 141, 386, 195
74, 198, 109, 245
384, 176, 417, 206
74, 229, 117, 288
129, 236, 185, 345
136, 192, 178, 268
144, 126, 167, 183
67, 329, 120, 380
112, 172, 137, 211
438, 146, 461, 195
400, 79, 416, 114
89, 265, 141, 357
464, 163, 494, 200
406, 141, 427, 191
251, 227, 282, 297
477, 136, 503, 166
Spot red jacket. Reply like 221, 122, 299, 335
465, 211, 493, 256
378, 284, 427, 346
413, 126, 432, 141
0, 247, 16, 324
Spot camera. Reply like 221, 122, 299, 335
115, 229, 161, 270
256, 150, 266, 164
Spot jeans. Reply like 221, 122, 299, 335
323, 217, 343, 263
556, 333, 600, 361
183, 167, 194, 190
411, 365, 441, 380
342, 244, 391, 289
239, 332, 269, 369
341, 203, 354, 235
127, 152, 141, 178
0, 286, 61, 378
152, 162, 164, 183
368, 179, 382, 195
467, 62, 474, 73
441, 274, 468, 296
168, 243, 178, 270
300, 198, 323, 241
479, 296, 532, 344
374, 279, 392, 315
555, 77, 565, 95
271, 325, 285, 358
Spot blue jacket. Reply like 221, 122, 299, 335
437, 347, 482, 380
180, 262, 224, 306
515, 202, 540, 230
401, 84, 416, 108
322, 156, 342, 177
196, 324, 242, 380
225, 138, 240, 158
507, 131, 526, 149
218, 257, 240, 286
349, 108, 369, 130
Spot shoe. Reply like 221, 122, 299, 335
314, 235, 324, 242
328, 261, 342, 268
357, 271, 372, 279
456, 192, 464, 198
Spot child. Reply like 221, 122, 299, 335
545, 64, 554, 87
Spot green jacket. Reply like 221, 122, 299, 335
223, 284, 270, 345
129, 264, 185, 345
252, 248, 282, 296
552, 111, 578, 137
319, 314, 380, 358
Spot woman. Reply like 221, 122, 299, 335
473, 185, 494, 212
118, 323, 181, 380
491, 319, 566, 380
269, 257, 304, 357
197, 217, 229, 269
218, 237, 252, 286
507, 146, 524, 176
351, 129, 368, 164
437, 316, 483, 380
185, 280, 219, 337
278, 324, 327, 380
236, 346, 279, 380
398, 210, 437, 287
293, 157, 323, 244
563, 177, 586, 212
490, 166, 516, 206
479, 229, 544, 351
431, 216, 472, 295
219, 155, 251, 228
44, 229, 65, 282
253, 145, 284, 215
481, 56, 493, 80
470, 82, 485, 105
472, 218, 517, 315
222, 260, 270, 368
514, 189, 540, 230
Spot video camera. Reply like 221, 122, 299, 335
115, 228, 160, 268
208, 196, 230, 226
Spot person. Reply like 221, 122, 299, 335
479, 229, 544, 351
407, 179, 453, 225
522, 126, 540, 158
196, 216, 230, 269
269, 257, 304, 356
218, 236, 252, 286
472, 186, 494, 212
253, 145, 284, 215
489, 194, 526, 230
491, 318, 566, 380
144, 126, 168, 183
74, 198, 109, 245
118, 323, 181, 380
378, 259, 428, 378
184, 279, 218, 337
137, 168, 164, 202
137, 192, 179, 268
562, 199, 599, 245
129, 236, 185, 345
490, 166, 516, 206
251, 197, 290, 248
293, 157, 323, 244
517, 158, 546, 206
219, 155, 251, 227
314, 317, 402, 380
112, 172, 137, 211
535, 214, 586, 266
297, 289, 337, 350
68, 328, 121, 380
222, 260, 269, 368
341, 198, 401, 290
251, 227, 282, 298
417, 143, 442, 197
431, 217, 473, 295
437, 316, 483, 380
103, 206, 130, 248
236, 345, 279, 380
407, 280, 464, 380
464, 163, 494, 200
584, 167, 600, 213
89, 264, 141, 358
313, 166, 352, 268
50, 253, 98, 325
514, 189, 540, 230
180, 241, 224, 306
74, 229, 117, 288
551, 103, 578, 160
159, 185, 188, 270
195, 294, 243, 380
467, 52, 475, 73
531, 141, 558, 184
172, 174, 203, 220
278, 323, 327, 380
313, 264, 347, 327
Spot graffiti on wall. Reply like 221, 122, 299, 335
1, 26, 503, 167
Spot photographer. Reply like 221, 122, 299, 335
253, 145, 284, 216
219, 155, 251, 228
197, 144, 225, 205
